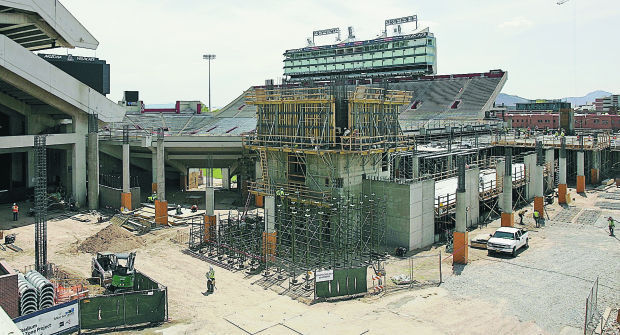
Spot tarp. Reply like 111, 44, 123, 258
315, 267, 367, 298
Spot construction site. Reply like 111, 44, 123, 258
0, 1, 618, 335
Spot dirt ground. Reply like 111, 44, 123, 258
0, 184, 617, 334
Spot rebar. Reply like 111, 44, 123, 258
34, 135, 48, 276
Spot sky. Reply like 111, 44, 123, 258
47, 0, 620, 107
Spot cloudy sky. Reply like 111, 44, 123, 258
48, 0, 619, 107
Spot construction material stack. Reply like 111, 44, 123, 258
25, 270, 54, 310
17, 273, 37, 315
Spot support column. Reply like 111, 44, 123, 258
591, 150, 600, 185
453, 155, 468, 264
558, 139, 568, 204
205, 185, 214, 216
87, 131, 99, 210
151, 149, 157, 194
154, 132, 168, 225
221, 168, 230, 190
411, 155, 420, 179
72, 114, 87, 207
545, 149, 555, 194
121, 142, 132, 210
533, 141, 545, 217
576, 151, 585, 193
524, 153, 536, 201
180, 171, 187, 190
501, 148, 514, 227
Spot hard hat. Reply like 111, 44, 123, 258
13, 203, 16, 206
209, 266, 213, 271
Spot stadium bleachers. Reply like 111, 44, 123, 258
115, 71, 505, 135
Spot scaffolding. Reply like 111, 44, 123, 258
34, 135, 48, 277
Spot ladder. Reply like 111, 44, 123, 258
259, 149, 269, 182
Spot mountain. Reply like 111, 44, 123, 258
495, 90, 613, 107
495, 93, 529, 106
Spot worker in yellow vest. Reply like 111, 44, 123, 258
533, 210, 540, 228
11, 203, 18, 221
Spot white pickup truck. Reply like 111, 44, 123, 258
487, 227, 529, 257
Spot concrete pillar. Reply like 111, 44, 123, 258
545, 149, 555, 193
591, 150, 600, 185
72, 134, 87, 207
265, 195, 275, 232
533, 164, 545, 218
205, 186, 214, 216
558, 151, 568, 204
121, 143, 131, 210
501, 150, 514, 227
453, 156, 468, 264
180, 172, 187, 190
576, 151, 585, 193
465, 167, 480, 228
524, 153, 537, 200
151, 149, 157, 194
221, 168, 230, 190
154, 136, 167, 225
87, 133, 99, 210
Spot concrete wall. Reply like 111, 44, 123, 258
99, 185, 140, 210
364, 178, 435, 251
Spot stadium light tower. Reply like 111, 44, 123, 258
203, 54, 216, 113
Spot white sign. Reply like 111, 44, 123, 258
14, 300, 79, 335
315, 270, 334, 282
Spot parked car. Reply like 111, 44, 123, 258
487, 227, 529, 257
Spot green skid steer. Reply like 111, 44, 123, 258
91, 251, 136, 292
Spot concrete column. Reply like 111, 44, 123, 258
545, 149, 555, 193
524, 153, 537, 200
221, 168, 230, 190
558, 150, 568, 204
154, 137, 167, 225
121, 143, 131, 210
465, 167, 480, 228
533, 164, 545, 218
590, 150, 601, 185
87, 133, 99, 210
151, 149, 157, 194
205, 186, 214, 216
501, 151, 514, 227
453, 156, 468, 265
265, 195, 275, 232
576, 151, 585, 193
180, 172, 187, 190
69, 114, 88, 207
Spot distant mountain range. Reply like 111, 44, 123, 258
496, 90, 613, 107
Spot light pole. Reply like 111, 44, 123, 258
202, 54, 216, 113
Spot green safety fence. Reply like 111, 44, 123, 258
79, 272, 168, 330
315, 267, 367, 298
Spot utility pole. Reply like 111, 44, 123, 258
202, 54, 216, 113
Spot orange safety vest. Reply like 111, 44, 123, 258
12, 205, 18, 213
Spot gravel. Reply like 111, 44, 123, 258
442, 214, 620, 334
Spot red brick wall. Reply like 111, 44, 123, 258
0, 260, 19, 319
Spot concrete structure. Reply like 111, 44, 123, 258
453, 156, 468, 264
545, 149, 555, 194
155, 135, 168, 225
558, 140, 568, 204
0, 0, 123, 207
121, 142, 131, 209
0, 260, 18, 319
533, 143, 545, 217
500, 150, 514, 227
576, 151, 585, 193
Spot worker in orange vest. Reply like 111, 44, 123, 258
11, 203, 18, 221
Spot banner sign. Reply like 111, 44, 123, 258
315, 269, 334, 282
13, 300, 79, 335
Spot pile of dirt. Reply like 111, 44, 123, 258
78, 224, 144, 253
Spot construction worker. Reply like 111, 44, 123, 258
11, 203, 18, 221
518, 210, 527, 225
147, 193, 157, 203
176, 205, 182, 215
608, 217, 615, 236
206, 266, 215, 293
191, 204, 198, 213
276, 188, 285, 197
533, 210, 540, 228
